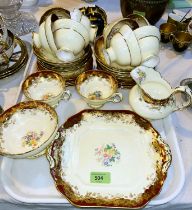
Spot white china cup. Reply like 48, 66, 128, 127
103, 24, 141, 66
138, 36, 160, 63
53, 19, 90, 47
70, 8, 82, 22
103, 32, 131, 66
39, 22, 52, 53
119, 24, 141, 66
70, 8, 97, 43
45, 15, 58, 53
54, 28, 85, 56
134, 25, 160, 63
134, 25, 160, 40
32, 32, 41, 48
22, 71, 71, 107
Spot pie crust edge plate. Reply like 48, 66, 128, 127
47, 109, 172, 209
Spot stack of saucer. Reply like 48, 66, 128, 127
34, 45, 93, 86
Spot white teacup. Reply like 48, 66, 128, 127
103, 24, 141, 66
134, 25, 160, 40
53, 19, 90, 47
45, 15, 58, 53
134, 25, 160, 63
70, 8, 97, 42
103, 32, 131, 66
39, 22, 52, 53
138, 36, 160, 63
54, 28, 85, 55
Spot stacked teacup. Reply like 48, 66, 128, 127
32, 8, 97, 86
94, 15, 160, 88
0, 17, 14, 66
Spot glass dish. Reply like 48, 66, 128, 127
0, 0, 38, 36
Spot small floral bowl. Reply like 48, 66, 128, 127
22, 70, 71, 107
0, 101, 58, 159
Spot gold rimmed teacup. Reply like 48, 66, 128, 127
22, 70, 71, 107
169, 31, 192, 52
159, 22, 177, 43
75, 70, 123, 109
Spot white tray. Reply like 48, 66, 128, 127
0, 54, 185, 206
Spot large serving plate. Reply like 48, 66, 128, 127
0, 53, 185, 206
47, 109, 171, 208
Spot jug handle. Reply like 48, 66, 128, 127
172, 85, 192, 111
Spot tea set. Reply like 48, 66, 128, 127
0, 6, 192, 158
0, 6, 190, 209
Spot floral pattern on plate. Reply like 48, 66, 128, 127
95, 143, 120, 166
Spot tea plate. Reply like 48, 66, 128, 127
47, 109, 171, 208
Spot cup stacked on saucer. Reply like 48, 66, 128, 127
32, 8, 98, 86
0, 17, 28, 79
94, 14, 160, 88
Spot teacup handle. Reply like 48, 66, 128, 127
172, 86, 192, 111
141, 55, 160, 68
169, 33, 175, 42
61, 90, 71, 101
108, 92, 123, 103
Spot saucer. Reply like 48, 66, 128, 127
129, 85, 174, 120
